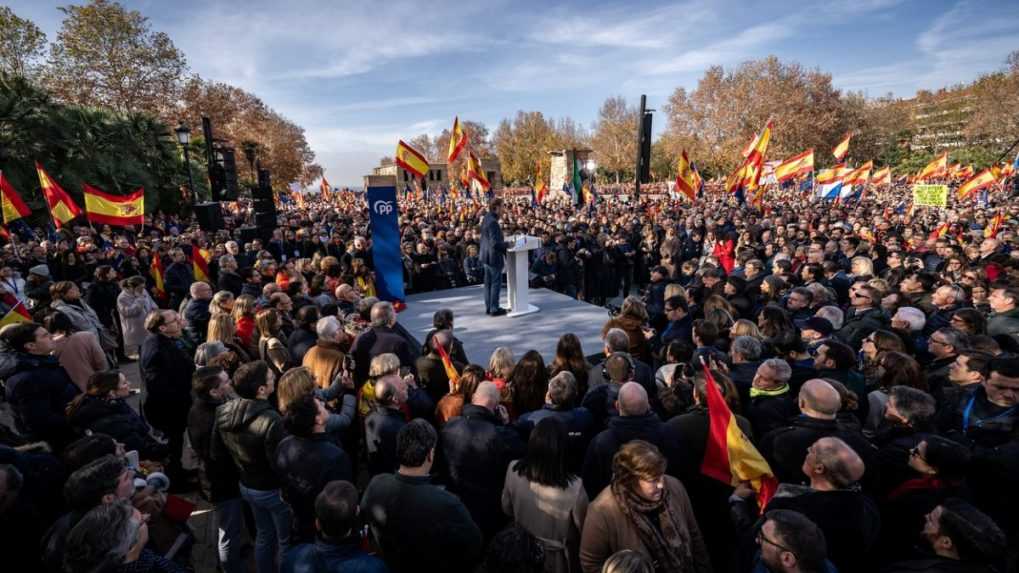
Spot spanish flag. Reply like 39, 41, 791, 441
320, 177, 332, 200
832, 133, 852, 161
956, 167, 997, 200
700, 362, 777, 511
466, 151, 490, 190
447, 116, 468, 163
726, 120, 772, 198
435, 342, 460, 385
674, 150, 699, 201
535, 162, 548, 204
192, 241, 210, 283
0, 171, 31, 225
917, 152, 948, 181
871, 166, 892, 186
985, 213, 1004, 239
929, 222, 950, 240
774, 149, 814, 183
36, 162, 82, 228
957, 165, 974, 180
83, 185, 144, 227
843, 161, 873, 186
395, 140, 429, 179
0, 301, 31, 328
150, 254, 166, 299
816, 164, 851, 184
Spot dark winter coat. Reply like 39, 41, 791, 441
479, 211, 509, 270
582, 412, 668, 499
281, 539, 389, 573
361, 473, 482, 573
140, 333, 195, 432
440, 404, 526, 538
67, 395, 167, 460
836, 307, 888, 348
3, 353, 79, 448
211, 397, 285, 490
187, 395, 240, 503
350, 326, 416, 384
364, 407, 406, 477
276, 433, 353, 541
759, 415, 879, 487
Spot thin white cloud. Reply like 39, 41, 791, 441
530, 1, 714, 49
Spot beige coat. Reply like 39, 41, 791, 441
502, 463, 589, 573
579, 476, 711, 573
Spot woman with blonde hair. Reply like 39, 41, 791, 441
256, 308, 291, 377
207, 313, 253, 364
488, 347, 516, 393
729, 319, 762, 341
602, 295, 652, 363
232, 294, 258, 349
210, 290, 234, 317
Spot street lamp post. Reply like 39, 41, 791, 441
175, 122, 195, 205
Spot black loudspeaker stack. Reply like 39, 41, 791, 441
194, 202, 224, 232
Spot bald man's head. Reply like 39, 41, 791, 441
807, 437, 865, 488
472, 381, 501, 411
617, 382, 649, 416
432, 330, 452, 352
799, 379, 841, 419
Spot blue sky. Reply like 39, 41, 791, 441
10, 0, 1019, 186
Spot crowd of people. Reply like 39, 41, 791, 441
1, 182, 1018, 573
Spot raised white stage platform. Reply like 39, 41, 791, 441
401, 285, 609, 365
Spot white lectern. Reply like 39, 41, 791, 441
503, 235, 541, 317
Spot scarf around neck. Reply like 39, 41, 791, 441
611, 480, 691, 572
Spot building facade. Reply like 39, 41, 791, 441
364, 158, 503, 191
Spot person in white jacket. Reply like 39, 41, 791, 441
117, 275, 159, 358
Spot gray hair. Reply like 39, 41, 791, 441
940, 284, 967, 304
760, 358, 792, 383
316, 316, 343, 340
63, 500, 141, 573
605, 328, 630, 353
815, 306, 845, 331
218, 254, 236, 268
370, 301, 396, 328
547, 371, 577, 406
731, 336, 763, 361
194, 341, 228, 366
934, 327, 968, 352
894, 307, 926, 332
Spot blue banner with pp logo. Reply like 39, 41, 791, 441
367, 186, 405, 302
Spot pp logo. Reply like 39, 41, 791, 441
373, 200, 394, 216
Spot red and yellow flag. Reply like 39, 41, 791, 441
466, 151, 490, 190
985, 213, 1004, 239
832, 133, 852, 161
36, 162, 82, 228
956, 167, 998, 200
192, 240, 210, 283
150, 254, 166, 299
842, 161, 873, 186
871, 166, 892, 186
929, 222, 950, 240
917, 152, 948, 181
674, 150, 699, 200
447, 116, 468, 163
816, 164, 851, 184
774, 149, 814, 182
726, 120, 772, 196
320, 177, 332, 200
83, 184, 144, 227
535, 161, 548, 204
0, 171, 31, 225
957, 165, 974, 180
395, 140, 429, 179
435, 342, 460, 385
700, 362, 778, 511
0, 300, 31, 327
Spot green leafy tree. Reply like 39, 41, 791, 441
44, 0, 188, 117
0, 6, 47, 78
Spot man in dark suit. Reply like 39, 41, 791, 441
479, 198, 510, 316
349, 301, 417, 384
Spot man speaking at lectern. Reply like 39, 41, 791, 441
480, 198, 511, 316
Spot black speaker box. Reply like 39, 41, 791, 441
193, 202, 224, 232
